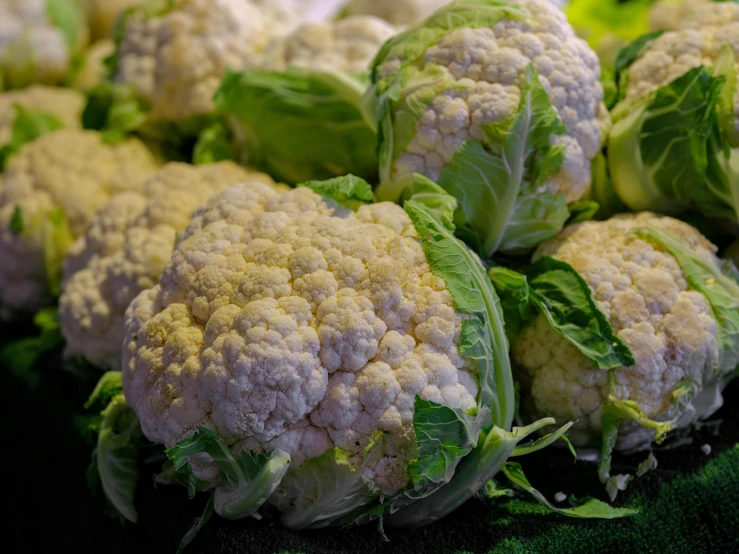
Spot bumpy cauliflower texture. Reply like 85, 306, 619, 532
513, 213, 722, 451
60, 162, 276, 370
375, 0, 609, 202
0, 0, 88, 89
0, 129, 159, 318
626, 2, 739, 137
0, 85, 85, 145
115, 0, 277, 121
264, 15, 397, 74
123, 185, 478, 495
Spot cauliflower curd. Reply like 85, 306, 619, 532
513, 213, 724, 451
60, 162, 276, 370
123, 185, 479, 495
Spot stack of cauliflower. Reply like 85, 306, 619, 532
0, 0, 737, 540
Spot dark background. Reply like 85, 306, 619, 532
3, 319, 737, 554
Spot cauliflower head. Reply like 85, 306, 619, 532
371, 0, 608, 203
0, 0, 88, 89
114, 0, 277, 121
0, 129, 159, 318
123, 185, 484, 498
60, 161, 276, 370
0, 85, 85, 145
263, 15, 397, 74
513, 212, 727, 451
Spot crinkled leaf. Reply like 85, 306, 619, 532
398, 173, 459, 231
431, 65, 567, 256
298, 175, 374, 211
405, 200, 513, 429
0, 105, 65, 170
566, 201, 600, 225
510, 421, 576, 458
487, 265, 533, 343
96, 394, 143, 523
215, 68, 377, 185
166, 427, 290, 520
502, 462, 637, 519
634, 226, 739, 375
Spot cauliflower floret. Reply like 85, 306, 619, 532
263, 15, 397, 74
513, 212, 722, 451
115, 0, 279, 121
0, 129, 159, 319
0, 85, 85, 145
627, 2, 738, 138
0, 0, 89, 89
374, 0, 608, 203
123, 186, 477, 495
79, 0, 142, 42
60, 162, 276, 370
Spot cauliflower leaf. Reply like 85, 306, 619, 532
215, 68, 378, 185
299, 175, 374, 211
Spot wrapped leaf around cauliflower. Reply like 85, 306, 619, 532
59, 161, 278, 371
119, 179, 578, 528
0, 128, 159, 319
368, 0, 610, 256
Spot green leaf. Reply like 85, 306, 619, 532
404, 200, 513, 430
601, 67, 618, 110
397, 173, 459, 231
298, 175, 374, 210
510, 421, 576, 458
214, 68, 377, 185
634, 226, 739, 376
166, 427, 290, 520
566, 201, 600, 225
9, 205, 23, 235
432, 65, 568, 256
82, 83, 150, 144
490, 258, 635, 370
42, 207, 74, 297
502, 461, 638, 519
84, 371, 124, 412
177, 493, 215, 554
96, 394, 143, 523
588, 151, 626, 220
714, 45, 739, 147
0, 105, 65, 170
192, 122, 235, 165
0, 307, 63, 389
271, 434, 384, 530
524, 256, 635, 370
44, 0, 86, 53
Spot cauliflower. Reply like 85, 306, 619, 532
121, 180, 529, 528
370, 0, 609, 256
113, 0, 280, 122
340, 0, 453, 25
73, 39, 114, 92
0, 0, 88, 89
608, 1, 739, 226
648, 0, 715, 32
251, 0, 347, 32
263, 15, 397, 74
0, 85, 85, 145
512, 212, 737, 452
0, 129, 159, 319
78, 0, 142, 42
60, 161, 277, 371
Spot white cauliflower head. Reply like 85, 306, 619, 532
60, 161, 276, 370
0, 85, 85, 145
513, 212, 725, 451
0, 0, 89, 89
0, 129, 159, 319
371, 0, 608, 203
122, 185, 481, 496
263, 15, 397, 74
114, 0, 279, 121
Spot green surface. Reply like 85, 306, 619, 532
2, 322, 738, 553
